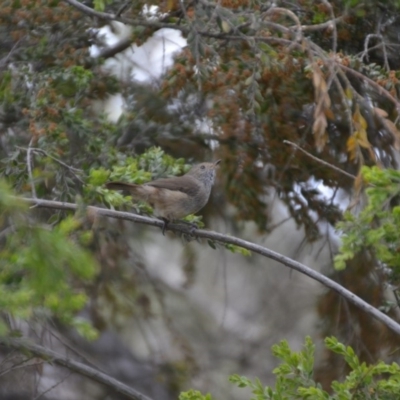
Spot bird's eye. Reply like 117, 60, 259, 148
200, 165, 205, 170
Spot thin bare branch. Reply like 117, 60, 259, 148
33, 370, 73, 400
0, 356, 40, 378
361, 34, 390, 72
19, 146, 85, 184
300, 15, 344, 33
0, 337, 152, 400
263, 7, 302, 43
0, 35, 26, 68
321, 0, 337, 54
16, 195, 400, 337
283, 140, 357, 180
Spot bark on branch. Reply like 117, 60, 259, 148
21, 196, 400, 336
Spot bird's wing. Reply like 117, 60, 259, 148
147, 175, 201, 196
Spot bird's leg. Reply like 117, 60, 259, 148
161, 218, 169, 235
188, 223, 198, 235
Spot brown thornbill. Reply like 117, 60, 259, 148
105, 160, 221, 234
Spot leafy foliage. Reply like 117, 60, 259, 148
227, 336, 400, 400
335, 166, 400, 290
179, 390, 214, 400
0, 181, 98, 339
86, 146, 207, 225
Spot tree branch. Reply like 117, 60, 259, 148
339, 64, 400, 112
63, 0, 344, 46
20, 196, 400, 336
299, 15, 344, 33
0, 337, 152, 400
63, 0, 188, 32
94, 37, 134, 60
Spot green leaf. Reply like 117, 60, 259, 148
207, 240, 216, 249
224, 243, 251, 256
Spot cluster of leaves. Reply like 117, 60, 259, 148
0, 0, 88, 66
335, 166, 400, 287
0, 181, 98, 339
86, 146, 201, 217
180, 336, 400, 400
0, 63, 121, 201
313, 165, 400, 383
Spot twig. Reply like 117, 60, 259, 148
0, 356, 39, 378
0, 36, 25, 68
115, 1, 130, 17
361, 34, 390, 72
17, 196, 400, 336
33, 148, 81, 172
283, 140, 357, 180
0, 337, 151, 400
27, 139, 37, 198
18, 147, 85, 184
263, 7, 302, 43
33, 370, 73, 400
321, 0, 337, 54
299, 15, 344, 33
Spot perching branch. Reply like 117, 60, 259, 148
20, 196, 400, 337
0, 337, 152, 400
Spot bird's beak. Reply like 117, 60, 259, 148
214, 159, 221, 167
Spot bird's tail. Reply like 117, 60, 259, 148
105, 181, 138, 193
105, 181, 155, 203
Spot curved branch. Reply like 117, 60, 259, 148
1, 337, 152, 400
63, 0, 188, 32
20, 196, 400, 336
299, 15, 344, 33
63, 0, 344, 47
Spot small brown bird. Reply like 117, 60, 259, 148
105, 160, 221, 234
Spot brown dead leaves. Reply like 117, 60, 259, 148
312, 64, 331, 152
346, 105, 374, 163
